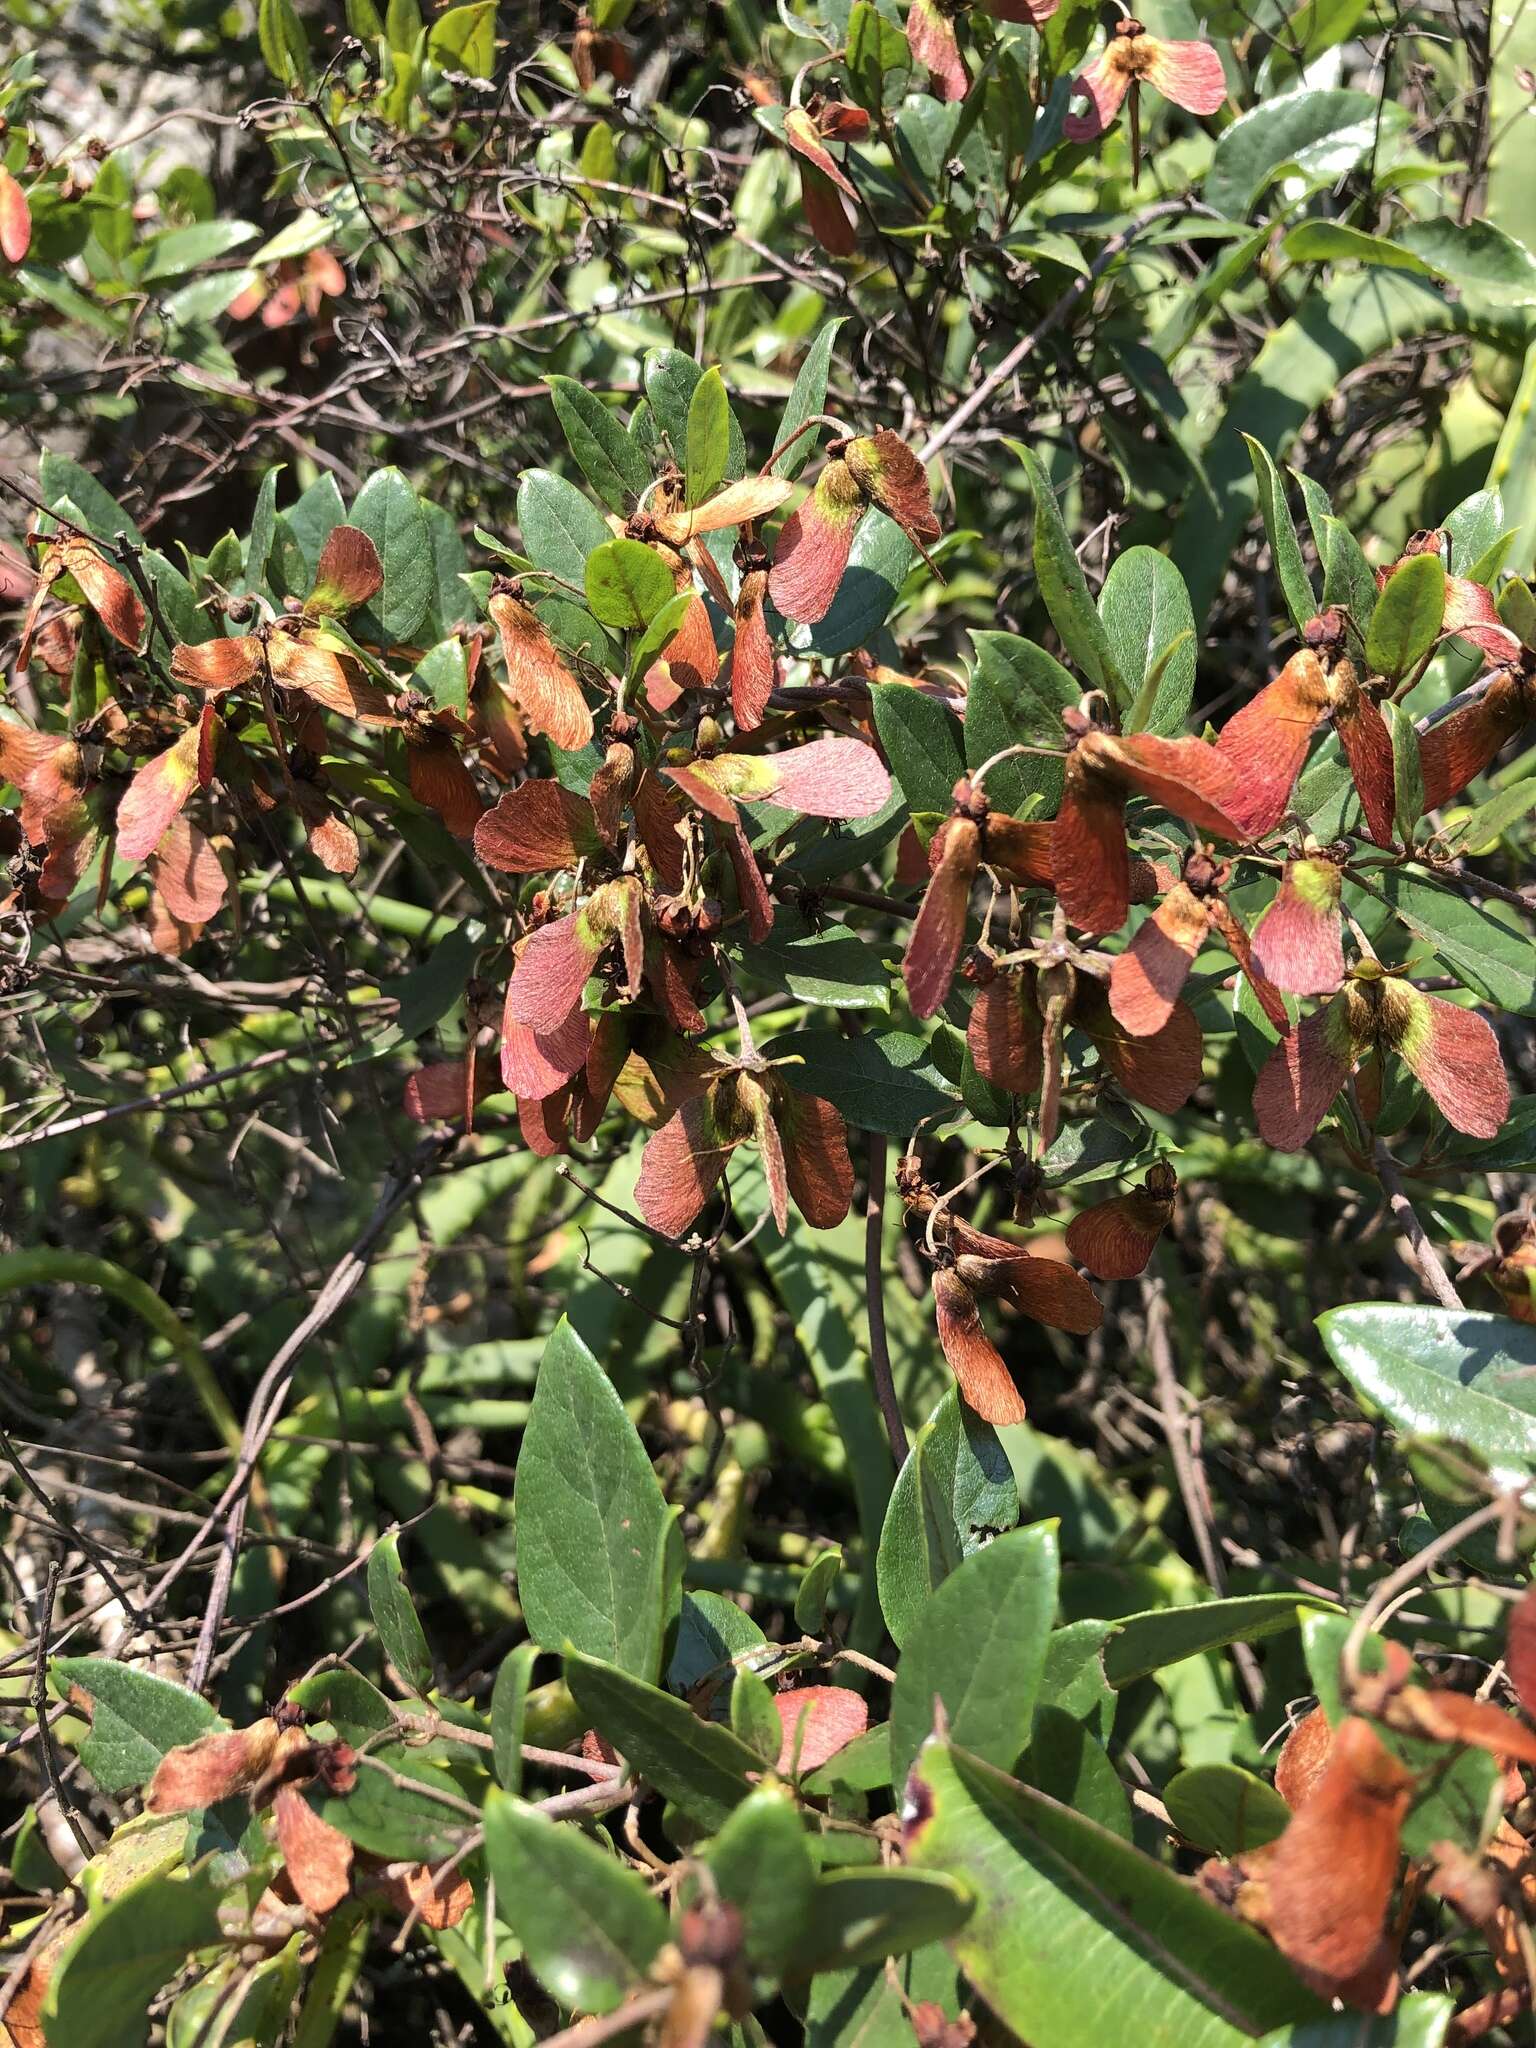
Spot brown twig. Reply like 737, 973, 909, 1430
1373, 1137, 1464, 1311
1141, 1276, 1265, 1713
864, 1132, 907, 1468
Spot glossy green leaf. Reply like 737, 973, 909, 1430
258, 0, 313, 87
584, 537, 673, 629
736, 915, 891, 1014
890, 1522, 1058, 1787
516, 468, 612, 585
43, 1863, 226, 2048
414, 636, 469, 719
1205, 89, 1406, 219
794, 1545, 844, 1634
1099, 547, 1200, 736
707, 1785, 818, 1978
729, 1665, 784, 1763
349, 467, 432, 642
877, 1389, 1019, 1649
1013, 445, 1126, 705
1256, 1997, 1453, 2046
626, 589, 694, 686
52, 1658, 220, 1794
1385, 700, 1423, 844
1241, 437, 1314, 633
490, 1644, 540, 1794
644, 349, 745, 477
760, 1029, 956, 1137
1317, 1304, 1536, 1487
1163, 1763, 1291, 1855
1377, 869, 1536, 1012
962, 631, 1076, 809
366, 1530, 434, 1693
685, 365, 730, 507
788, 1869, 973, 1974
427, 0, 495, 75
773, 319, 845, 479
1024, 1707, 1132, 1839
40, 454, 142, 547
312, 1745, 466, 1861
1282, 221, 1433, 276
482, 1787, 668, 2015
1398, 217, 1536, 303
1448, 775, 1536, 851
1364, 553, 1444, 680
515, 1317, 677, 1680
905, 1741, 1323, 2046
547, 376, 651, 513
564, 1649, 759, 1829
869, 683, 964, 817
1103, 1593, 1334, 1688
285, 1669, 395, 1745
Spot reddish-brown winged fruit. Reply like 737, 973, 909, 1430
1251, 852, 1345, 997
905, 0, 969, 99
1065, 18, 1226, 140
769, 458, 866, 624
1261, 1716, 1414, 1985
773, 1687, 870, 1774
0, 168, 30, 266
1274, 1706, 1333, 1812
488, 586, 594, 750
1214, 649, 1331, 839
931, 1266, 1028, 1425
1064, 1162, 1177, 1281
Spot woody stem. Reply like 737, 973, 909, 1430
864, 1131, 907, 1469
1372, 1136, 1464, 1312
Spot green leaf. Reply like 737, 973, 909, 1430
685, 365, 730, 507
1204, 88, 1406, 219
1099, 548, 1199, 736
1377, 869, 1536, 1011
962, 632, 1076, 809
515, 1318, 677, 1680
736, 914, 891, 1013
730, 1665, 784, 1763
39, 453, 142, 546
350, 467, 432, 643
1447, 775, 1536, 851
890, 1522, 1059, 1788
797, 510, 914, 657
482, 1787, 668, 2015
846, 0, 911, 114
789, 1870, 973, 1974
1398, 217, 1536, 304
258, 0, 313, 86
43, 1863, 226, 2048
1023, 1708, 1131, 1839
1318, 1304, 1536, 1487
584, 537, 673, 629
870, 684, 964, 817
905, 1741, 1323, 2046
52, 1658, 220, 1794
1443, 1094, 1536, 1172
1038, 1620, 1117, 1741
284, 473, 347, 580
1163, 1764, 1291, 1855
565, 1649, 759, 1829
490, 1644, 539, 1795
516, 468, 612, 585
761, 1028, 956, 1137
625, 589, 694, 687
1257, 1997, 1454, 2046
773, 320, 845, 480
644, 349, 745, 477
707, 1785, 818, 1978
366, 1530, 434, 1693
1241, 437, 1314, 634
1384, 700, 1423, 845
1103, 1593, 1333, 1688
140, 219, 257, 284
312, 1744, 467, 1861
1012, 445, 1125, 705
427, 0, 495, 75
668, 1591, 773, 1698
1282, 221, 1435, 276
414, 636, 469, 719
877, 1389, 1019, 1649
1172, 272, 1468, 618
547, 376, 651, 514
385, 0, 423, 53
285, 1669, 395, 1745
794, 1545, 844, 1633
1364, 553, 1445, 680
